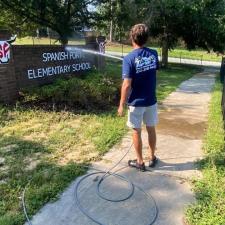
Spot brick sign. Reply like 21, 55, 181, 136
12, 45, 97, 88
0, 41, 10, 64
27, 50, 91, 80
0, 35, 102, 103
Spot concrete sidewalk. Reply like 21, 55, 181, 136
25, 68, 217, 225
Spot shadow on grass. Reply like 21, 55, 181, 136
0, 135, 87, 225
198, 152, 225, 170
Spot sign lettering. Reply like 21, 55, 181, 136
27, 62, 91, 79
26, 50, 92, 80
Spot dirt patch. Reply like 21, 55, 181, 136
0, 157, 5, 166
0, 144, 18, 153
24, 153, 42, 171
56, 141, 98, 165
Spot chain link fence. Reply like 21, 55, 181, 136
105, 43, 222, 67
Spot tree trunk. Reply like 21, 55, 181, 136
109, 20, 113, 42
36, 28, 39, 38
109, 0, 113, 42
161, 38, 168, 68
58, 32, 69, 45
60, 37, 68, 45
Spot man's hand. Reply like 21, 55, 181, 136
117, 105, 124, 117
118, 78, 131, 117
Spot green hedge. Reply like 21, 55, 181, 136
22, 71, 120, 109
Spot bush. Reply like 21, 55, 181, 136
21, 70, 120, 110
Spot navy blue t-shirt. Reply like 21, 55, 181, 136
122, 47, 159, 107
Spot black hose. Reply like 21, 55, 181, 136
74, 143, 158, 225
22, 143, 158, 225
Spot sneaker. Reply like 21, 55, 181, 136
149, 157, 158, 168
128, 159, 146, 172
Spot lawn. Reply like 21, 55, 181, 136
106, 43, 222, 62
0, 62, 200, 225
15, 37, 85, 45
186, 76, 225, 225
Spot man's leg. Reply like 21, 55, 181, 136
146, 126, 156, 160
127, 106, 145, 170
132, 128, 143, 164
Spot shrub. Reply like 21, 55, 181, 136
21, 70, 120, 110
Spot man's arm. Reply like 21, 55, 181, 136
118, 78, 132, 116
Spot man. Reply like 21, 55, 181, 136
118, 24, 159, 172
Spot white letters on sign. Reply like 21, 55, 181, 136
42, 51, 82, 62
0, 41, 10, 64
26, 50, 92, 80
27, 62, 91, 79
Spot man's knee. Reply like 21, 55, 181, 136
133, 128, 141, 135
146, 126, 155, 133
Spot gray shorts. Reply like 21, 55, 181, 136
127, 103, 158, 129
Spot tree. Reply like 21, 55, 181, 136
95, 0, 138, 42
0, 0, 97, 44
136, 0, 225, 67
181, 0, 225, 53
0, 7, 38, 37
133, 0, 187, 67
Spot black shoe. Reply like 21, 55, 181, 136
128, 159, 146, 172
149, 157, 158, 168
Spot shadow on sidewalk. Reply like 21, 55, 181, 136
154, 158, 200, 171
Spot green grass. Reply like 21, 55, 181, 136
186, 77, 225, 225
0, 62, 200, 225
15, 37, 85, 45
157, 64, 200, 101
106, 43, 222, 62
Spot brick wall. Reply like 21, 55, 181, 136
0, 35, 102, 103
0, 60, 18, 103
0, 30, 18, 103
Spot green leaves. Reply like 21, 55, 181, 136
0, 0, 94, 43
21, 67, 121, 110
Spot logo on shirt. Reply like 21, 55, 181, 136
135, 55, 157, 74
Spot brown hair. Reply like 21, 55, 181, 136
130, 24, 149, 46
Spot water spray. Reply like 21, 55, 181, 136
65, 46, 123, 61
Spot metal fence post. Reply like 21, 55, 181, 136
159, 49, 162, 63
220, 57, 225, 83
222, 81, 225, 129
220, 56, 225, 128
122, 44, 123, 57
